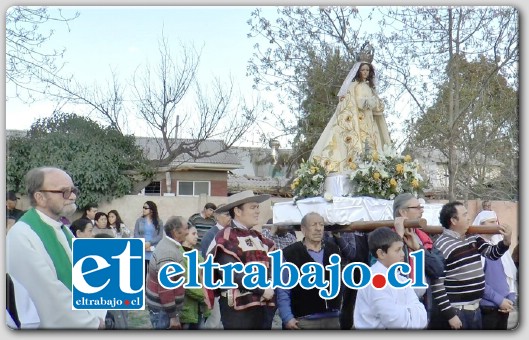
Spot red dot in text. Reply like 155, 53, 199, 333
372, 274, 386, 289
124, 300, 130, 305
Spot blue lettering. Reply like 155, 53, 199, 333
342, 262, 371, 289
409, 249, 428, 289
219, 262, 244, 289
320, 254, 341, 299
387, 262, 411, 288
241, 263, 269, 290
299, 263, 326, 290
158, 263, 185, 289
183, 250, 201, 288
200, 254, 222, 289
268, 250, 300, 289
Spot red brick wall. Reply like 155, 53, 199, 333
211, 180, 227, 196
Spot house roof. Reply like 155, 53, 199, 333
228, 173, 291, 196
413, 147, 503, 167
6, 129, 27, 138
134, 137, 241, 169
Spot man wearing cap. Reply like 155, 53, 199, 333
6, 191, 25, 224
210, 190, 276, 329
472, 210, 517, 330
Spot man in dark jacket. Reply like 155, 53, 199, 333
6, 191, 25, 223
277, 212, 342, 329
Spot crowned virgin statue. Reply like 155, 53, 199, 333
310, 41, 392, 173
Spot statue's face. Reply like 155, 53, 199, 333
359, 64, 370, 80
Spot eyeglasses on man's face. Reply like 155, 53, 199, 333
406, 205, 424, 210
40, 187, 79, 199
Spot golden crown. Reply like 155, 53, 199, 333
355, 41, 374, 63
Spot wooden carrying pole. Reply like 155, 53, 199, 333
330, 218, 427, 233
420, 225, 502, 235
264, 218, 502, 235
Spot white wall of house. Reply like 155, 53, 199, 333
94, 194, 293, 235
34, 194, 288, 235
12, 195, 517, 250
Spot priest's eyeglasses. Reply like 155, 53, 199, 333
40, 187, 80, 199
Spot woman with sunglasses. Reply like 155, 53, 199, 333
134, 201, 164, 275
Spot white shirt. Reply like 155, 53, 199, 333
6, 209, 102, 329
6, 274, 40, 329
354, 261, 427, 329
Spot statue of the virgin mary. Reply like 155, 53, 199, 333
310, 41, 392, 173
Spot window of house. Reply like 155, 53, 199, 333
143, 181, 161, 196
177, 181, 210, 196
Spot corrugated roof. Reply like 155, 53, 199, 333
228, 173, 291, 196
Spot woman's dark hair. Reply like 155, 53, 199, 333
144, 201, 161, 232
108, 209, 124, 233
94, 212, 108, 228
353, 62, 376, 89
439, 201, 464, 229
70, 218, 93, 237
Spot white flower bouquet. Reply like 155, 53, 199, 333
349, 145, 425, 200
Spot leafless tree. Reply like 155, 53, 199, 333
5, 6, 79, 102
128, 35, 257, 168
39, 31, 257, 168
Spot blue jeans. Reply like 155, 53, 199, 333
148, 309, 170, 329
457, 308, 482, 330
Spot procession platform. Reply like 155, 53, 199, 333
273, 196, 443, 226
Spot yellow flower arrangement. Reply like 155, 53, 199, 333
350, 145, 426, 199
291, 158, 328, 200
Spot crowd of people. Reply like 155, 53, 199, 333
5, 167, 518, 330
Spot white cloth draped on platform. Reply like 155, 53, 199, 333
273, 196, 442, 226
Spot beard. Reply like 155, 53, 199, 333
59, 202, 77, 217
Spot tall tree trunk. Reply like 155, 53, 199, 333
447, 8, 456, 201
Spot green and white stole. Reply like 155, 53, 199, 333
18, 208, 74, 291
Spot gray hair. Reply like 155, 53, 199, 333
393, 193, 415, 218
164, 216, 187, 237
301, 212, 324, 227
25, 167, 56, 207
